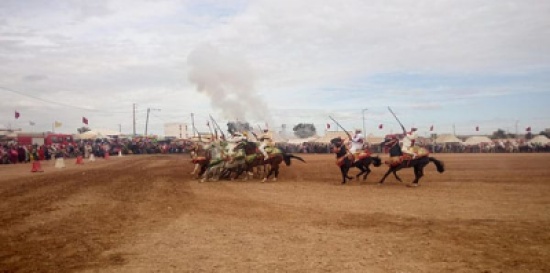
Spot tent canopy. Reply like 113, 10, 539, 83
528, 135, 550, 145
463, 136, 492, 145
435, 134, 463, 144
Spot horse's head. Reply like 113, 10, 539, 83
330, 137, 344, 147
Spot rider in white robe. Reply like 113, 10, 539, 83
402, 127, 418, 158
348, 129, 365, 155
259, 129, 273, 161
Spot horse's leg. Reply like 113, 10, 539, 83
390, 169, 402, 183
355, 162, 366, 179
362, 166, 371, 181
340, 166, 349, 184
190, 163, 199, 175
271, 164, 280, 182
410, 165, 424, 186
378, 167, 394, 184
262, 164, 276, 183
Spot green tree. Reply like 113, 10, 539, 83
77, 126, 91, 134
227, 121, 251, 134
293, 123, 316, 138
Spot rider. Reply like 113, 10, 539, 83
228, 132, 245, 143
348, 128, 365, 159
402, 127, 418, 159
259, 129, 273, 161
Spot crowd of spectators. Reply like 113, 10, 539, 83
2, 136, 549, 165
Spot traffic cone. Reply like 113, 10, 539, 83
76, 155, 84, 165
89, 154, 96, 162
31, 160, 44, 172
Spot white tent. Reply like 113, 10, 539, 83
528, 135, 550, 145
75, 129, 121, 140
463, 136, 492, 145
435, 134, 463, 144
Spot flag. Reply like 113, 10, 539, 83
475, 126, 479, 131
326, 123, 330, 129
378, 124, 383, 129
15, 111, 20, 119
82, 117, 88, 125
29, 121, 35, 126
55, 121, 62, 128
206, 121, 210, 127
526, 127, 531, 132
430, 125, 434, 131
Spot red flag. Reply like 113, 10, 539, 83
378, 124, 383, 129
430, 125, 434, 131
15, 111, 20, 119
326, 123, 330, 129
475, 126, 479, 131
526, 127, 531, 132
82, 117, 88, 125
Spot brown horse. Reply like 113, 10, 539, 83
237, 140, 305, 182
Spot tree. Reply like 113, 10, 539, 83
293, 123, 316, 138
490, 129, 507, 139
227, 121, 251, 134
77, 126, 91, 134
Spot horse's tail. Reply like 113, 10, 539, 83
429, 157, 445, 173
372, 156, 382, 167
283, 153, 306, 166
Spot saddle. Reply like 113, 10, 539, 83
384, 147, 430, 167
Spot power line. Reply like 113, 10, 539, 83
0, 86, 142, 114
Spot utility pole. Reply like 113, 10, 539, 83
191, 113, 196, 137
144, 108, 161, 136
362, 108, 368, 134
133, 103, 136, 136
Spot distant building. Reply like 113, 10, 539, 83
164, 123, 189, 139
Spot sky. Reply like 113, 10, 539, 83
1, 0, 549, 138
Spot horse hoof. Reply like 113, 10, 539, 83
407, 183, 419, 187
261, 178, 267, 183
377, 182, 384, 186
272, 178, 277, 182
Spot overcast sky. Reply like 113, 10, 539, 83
1, 0, 549, 137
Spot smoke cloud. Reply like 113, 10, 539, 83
187, 44, 271, 124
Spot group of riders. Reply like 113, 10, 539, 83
189, 128, 306, 182
190, 120, 438, 185
344, 126, 426, 163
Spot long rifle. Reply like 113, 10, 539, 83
328, 116, 352, 139
191, 113, 201, 141
209, 115, 225, 140
387, 106, 406, 133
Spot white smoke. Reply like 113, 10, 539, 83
187, 44, 271, 124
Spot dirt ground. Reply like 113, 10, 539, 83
0, 153, 549, 273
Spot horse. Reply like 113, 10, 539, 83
236, 140, 305, 182
379, 136, 445, 187
330, 137, 382, 184
189, 141, 211, 178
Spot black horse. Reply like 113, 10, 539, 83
379, 136, 445, 187
330, 137, 382, 184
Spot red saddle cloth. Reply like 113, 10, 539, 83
356, 151, 371, 160
191, 156, 207, 164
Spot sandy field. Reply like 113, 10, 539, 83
1, 152, 549, 273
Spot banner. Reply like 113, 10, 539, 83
82, 117, 88, 125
